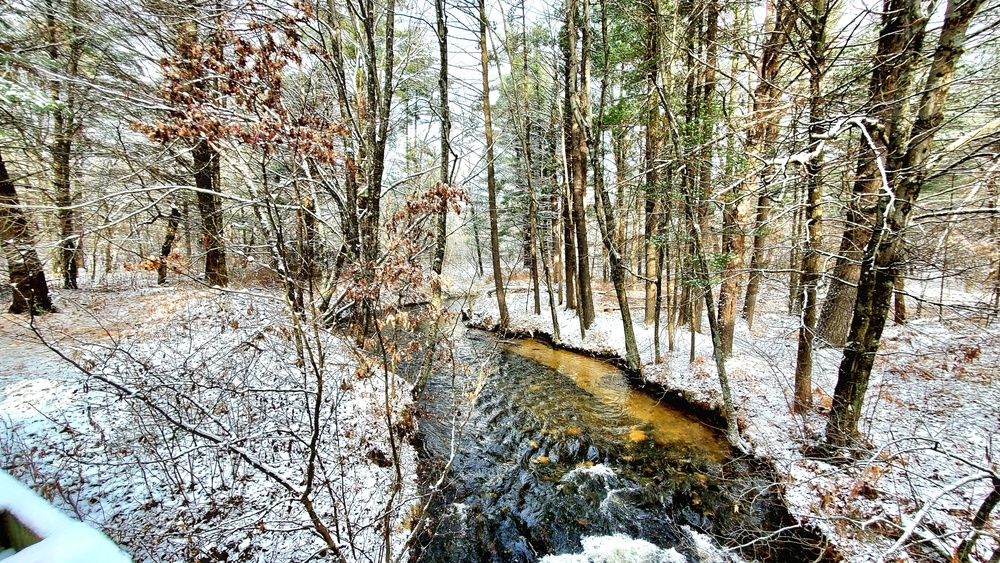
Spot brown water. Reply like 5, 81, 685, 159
506, 339, 729, 460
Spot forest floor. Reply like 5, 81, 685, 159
0, 279, 418, 563
465, 275, 1000, 563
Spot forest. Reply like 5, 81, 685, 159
1, 0, 999, 560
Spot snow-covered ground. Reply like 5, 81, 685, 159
468, 279, 1000, 563
1, 280, 418, 562
2, 270, 996, 562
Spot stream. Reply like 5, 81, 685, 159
413, 329, 823, 562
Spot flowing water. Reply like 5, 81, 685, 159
414, 330, 821, 562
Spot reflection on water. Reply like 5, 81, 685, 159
504, 339, 729, 461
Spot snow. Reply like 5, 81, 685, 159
0, 470, 131, 563
0, 282, 419, 562
468, 280, 1000, 562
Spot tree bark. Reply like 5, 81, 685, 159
683, 179, 741, 446
827, 0, 982, 446
567, 0, 596, 329
542, 186, 561, 343
157, 206, 181, 285
47, 0, 82, 290
358, 0, 395, 270
794, 0, 828, 413
518, 4, 541, 316
742, 192, 771, 326
594, 0, 641, 372
432, 0, 450, 298
558, 44, 577, 311
194, 141, 228, 287
817, 0, 926, 347
596, 174, 642, 372
893, 276, 906, 324
643, 1, 661, 325
0, 151, 54, 315
741, 0, 796, 327
480, 0, 509, 329
956, 474, 1000, 563
789, 186, 804, 314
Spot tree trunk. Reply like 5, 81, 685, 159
594, 0, 640, 372
684, 181, 741, 446
542, 188, 561, 343
643, 4, 661, 325
183, 199, 192, 267
528, 178, 541, 315
53, 133, 78, 290
157, 206, 181, 285
956, 475, 1000, 563
567, 0, 596, 329
47, 0, 81, 290
741, 0, 796, 327
893, 275, 906, 324
793, 0, 828, 414
480, 0, 509, 329
416, 0, 453, 396
470, 198, 485, 276
596, 178, 642, 372
194, 141, 228, 287
559, 49, 577, 311
359, 0, 395, 271
788, 186, 804, 314
742, 193, 771, 326
322, 0, 360, 265
827, 0, 982, 446
431, 0, 450, 299
519, 4, 541, 316
817, 0, 926, 347
0, 151, 54, 315
794, 169, 822, 413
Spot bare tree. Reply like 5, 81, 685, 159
792, 0, 832, 413
479, 0, 509, 330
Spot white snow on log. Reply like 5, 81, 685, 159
0, 470, 132, 563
